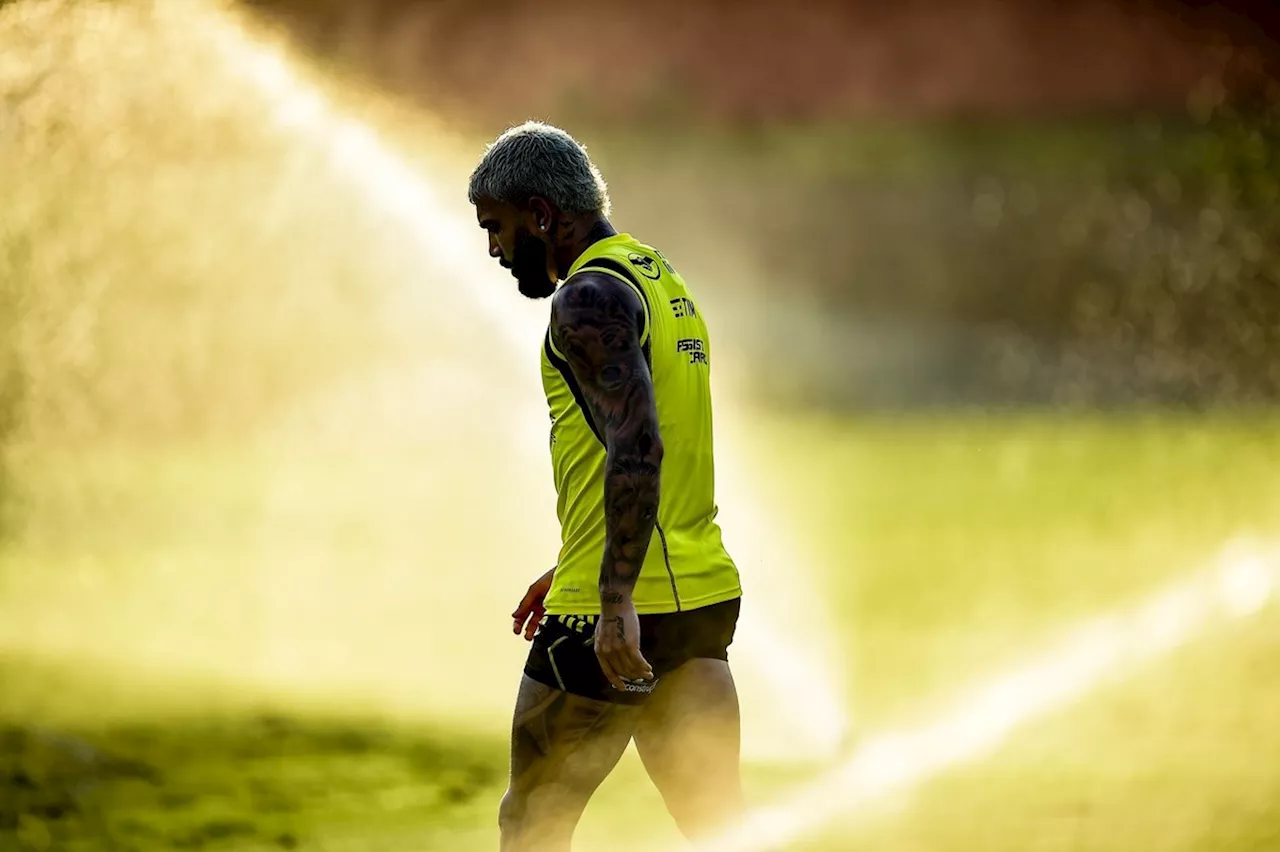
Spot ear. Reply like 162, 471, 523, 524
527, 196, 554, 234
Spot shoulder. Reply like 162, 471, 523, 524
550, 271, 645, 338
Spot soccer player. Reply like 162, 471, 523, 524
469, 122, 745, 851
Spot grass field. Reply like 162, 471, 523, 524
2, 413, 1279, 851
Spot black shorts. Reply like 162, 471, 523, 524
523, 597, 741, 705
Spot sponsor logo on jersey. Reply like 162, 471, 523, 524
670, 297, 697, 318
628, 253, 662, 280
676, 337, 709, 365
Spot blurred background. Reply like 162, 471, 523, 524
248, 0, 1280, 409
2, 1, 1280, 850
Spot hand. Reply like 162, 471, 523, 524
512, 568, 554, 641
594, 595, 654, 691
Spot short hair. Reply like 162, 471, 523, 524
468, 121, 611, 217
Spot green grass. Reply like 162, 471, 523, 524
749, 413, 1280, 727
854, 616, 1280, 852
0, 657, 505, 852
2, 413, 1280, 851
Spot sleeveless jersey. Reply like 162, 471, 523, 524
541, 234, 742, 616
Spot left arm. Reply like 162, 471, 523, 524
550, 272, 663, 685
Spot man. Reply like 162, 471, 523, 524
469, 121, 744, 852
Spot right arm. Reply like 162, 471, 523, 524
549, 272, 662, 686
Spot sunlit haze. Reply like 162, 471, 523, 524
0, 0, 847, 758
694, 539, 1280, 852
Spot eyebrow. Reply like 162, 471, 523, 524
479, 218, 498, 231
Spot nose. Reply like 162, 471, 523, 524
488, 235, 502, 259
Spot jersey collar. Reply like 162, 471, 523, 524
564, 233, 633, 281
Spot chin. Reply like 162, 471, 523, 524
517, 278, 557, 300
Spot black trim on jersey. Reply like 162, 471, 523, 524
545, 330, 604, 445
654, 522, 681, 611
549, 260, 681, 611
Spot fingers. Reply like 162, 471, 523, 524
511, 605, 544, 639
522, 604, 544, 641
512, 570, 556, 637
597, 651, 625, 692
511, 586, 541, 635
629, 647, 655, 682
594, 640, 653, 691
599, 650, 653, 689
602, 642, 651, 682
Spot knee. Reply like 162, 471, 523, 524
660, 781, 744, 842
498, 787, 523, 837
500, 784, 580, 852
499, 787, 554, 839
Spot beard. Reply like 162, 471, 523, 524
508, 229, 557, 300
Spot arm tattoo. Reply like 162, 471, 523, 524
550, 273, 663, 602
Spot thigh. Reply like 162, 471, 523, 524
635, 656, 742, 775
633, 658, 743, 838
507, 673, 639, 788
633, 599, 744, 839
502, 675, 639, 851
503, 613, 653, 850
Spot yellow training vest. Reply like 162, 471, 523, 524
541, 234, 742, 616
